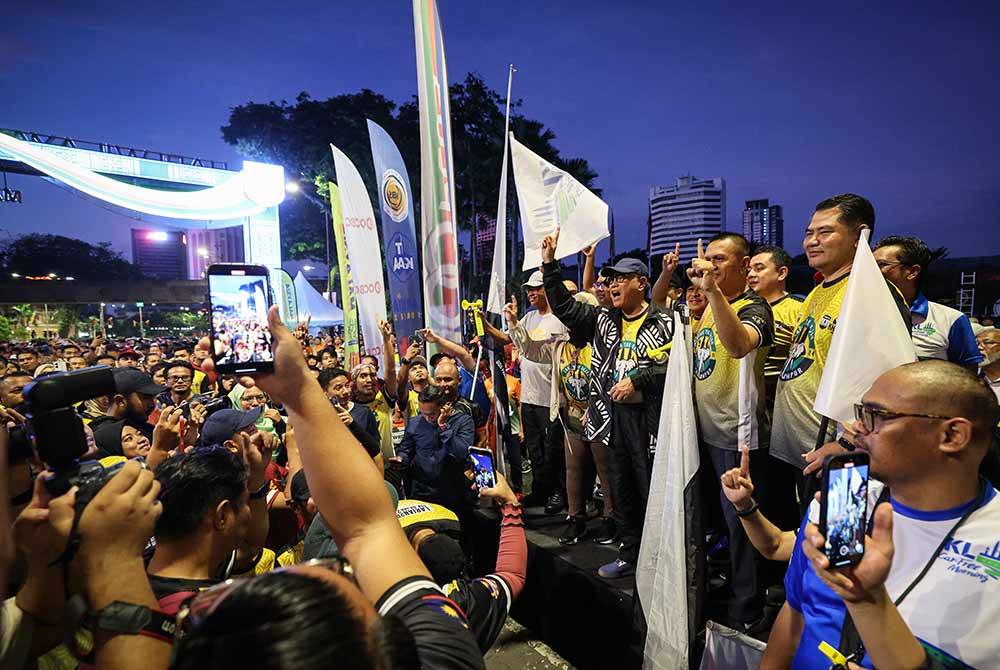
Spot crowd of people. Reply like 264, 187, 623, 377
0, 192, 998, 669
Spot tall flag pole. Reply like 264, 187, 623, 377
412, 0, 461, 351
367, 119, 424, 353
329, 182, 361, 369
486, 64, 516, 479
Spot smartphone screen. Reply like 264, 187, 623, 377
821, 453, 870, 568
207, 264, 275, 375
469, 447, 496, 490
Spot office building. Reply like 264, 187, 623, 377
648, 176, 725, 262
742, 199, 784, 247
186, 226, 245, 279
131, 228, 187, 280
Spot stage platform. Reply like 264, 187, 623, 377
469, 506, 643, 670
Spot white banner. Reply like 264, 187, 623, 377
813, 229, 916, 425
510, 134, 609, 271
331, 144, 388, 372
486, 66, 515, 316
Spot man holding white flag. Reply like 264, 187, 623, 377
510, 134, 609, 270
636, 306, 702, 670
769, 194, 911, 513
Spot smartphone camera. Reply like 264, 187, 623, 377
820, 452, 870, 568
468, 447, 496, 490
207, 264, 275, 376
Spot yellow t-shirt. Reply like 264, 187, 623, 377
765, 295, 804, 384
614, 312, 647, 404
770, 275, 849, 467
277, 540, 304, 567
693, 291, 773, 450
559, 342, 592, 414
363, 390, 395, 459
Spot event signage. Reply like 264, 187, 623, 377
329, 183, 361, 368
0, 187, 22, 203
412, 0, 461, 348
366, 119, 423, 351
330, 145, 388, 372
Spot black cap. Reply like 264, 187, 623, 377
290, 469, 310, 506
417, 533, 467, 585
112, 367, 167, 396
201, 407, 262, 446
428, 352, 455, 369
605, 257, 649, 278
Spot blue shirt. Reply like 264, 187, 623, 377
396, 412, 475, 503
458, 366, 492, 420
909, 293, 983, 366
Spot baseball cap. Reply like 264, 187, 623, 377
605, 257, 650, 278
428, 352, 455, 369
201, 407, 262, 446
971, 322, 988, 337
112, 367, 167, 396
290, 469, 311, 506
522, 270, 544, 289
417, 533, 467, 584
118, 348, 142, 360
409, 355, 428, 369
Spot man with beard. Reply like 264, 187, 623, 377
158, 360, 198, 408
91, 367, 168, 436
977, 327, 1000, 403
352, 321, 401, 460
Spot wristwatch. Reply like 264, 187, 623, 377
249, 481, 270, 500
91, 601, 175, 643
837, 436, 856, 451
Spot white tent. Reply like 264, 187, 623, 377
293, 271, 345, 327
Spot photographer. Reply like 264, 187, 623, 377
317, 367, 382, 464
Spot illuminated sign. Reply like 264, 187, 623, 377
0, 187, 21, 203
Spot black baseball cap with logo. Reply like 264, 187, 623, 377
112, 367, 167, 396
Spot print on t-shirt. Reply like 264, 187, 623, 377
614, 314, 646, 383
693, 327, 717, 380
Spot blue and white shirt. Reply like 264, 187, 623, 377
910, 294, 983, 366
786, 480, 1000, 669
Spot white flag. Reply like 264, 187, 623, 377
813, 229, 916, 425
487, 67, 515, 316
331, 144, 388, 373
637, 308, 701, 670
510, 134, 609, 270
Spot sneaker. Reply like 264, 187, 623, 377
544, 491, 566, 515
558, 516, 588, 545
592, 518, 620, 545
521, 458, 532, 474
598, 558, 635, 579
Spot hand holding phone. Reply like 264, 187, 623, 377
468, 447, 496, 490
819, 452, 870, 568
207, 264, 275, 375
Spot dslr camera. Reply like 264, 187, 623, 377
22, 366, 129, 502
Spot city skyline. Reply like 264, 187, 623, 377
1, 1, 998, 265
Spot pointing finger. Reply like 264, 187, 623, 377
739, 444, 750, 478
697, 238, 704, 259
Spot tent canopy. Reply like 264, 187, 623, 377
293, 271, 344, 327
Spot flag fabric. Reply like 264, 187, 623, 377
636, 307, 703, 670
329, 182, 361, 369
813, 229, 917, 426
277, 269, 299, 327
486, 66, 515, 317
412, 0, 461, 348
330, 144, 388, 372
698, 622, 767, 670
366, 119, 423, 351
510, 134, 609, 271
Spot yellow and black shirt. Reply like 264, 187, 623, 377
764, 294, 804, 407
693, 290, 773, 450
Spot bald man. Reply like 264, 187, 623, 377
762, 360, 1000, 670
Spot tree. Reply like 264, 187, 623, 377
220, 73, 600, 275
0, 234, 143, 282
0, 314, 11, 340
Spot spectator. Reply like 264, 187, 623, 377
541, 232, 675, 579
396, 349, 431, 418
874, 235, 982, 368
0, 372, 32, 411
158, 360, 198, 408
685, 284, 708, 322
748, 245, 803, 412
66, 355, 88, 371
145, 351, 162, 370
762, 360, 1000, 669
977, 327, 1000, 402
95, 367, 167, 434
15, 349, 39, 375
95, 353, 116, 368
396, 386, 475, 511
483, 270, 568, 513
117, 348, 143, 368
318, 346, 340, 369
689, 232, 774, 630
581, 244, 614, 308
351, 320, 401, 459
317, 367, 383, 462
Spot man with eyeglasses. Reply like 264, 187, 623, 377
977, 327, 1000, 403
158, 360, 197, 408
874, 235, 982, 369
540, 231, 675, 579
761, 360, 1000, 670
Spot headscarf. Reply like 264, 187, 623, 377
92, 420, 126, 458
228, 384, 276, 435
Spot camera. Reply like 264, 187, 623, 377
22, 366, 121, 499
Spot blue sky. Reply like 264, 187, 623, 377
1, 0, 998, 265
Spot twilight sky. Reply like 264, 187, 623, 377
1, 0, 998, 265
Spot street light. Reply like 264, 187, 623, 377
10, 273, 20, 278
285, 181, 300, 194
47, 272, 57, 278
197, 247, 209, 258
66, 276, 75, 281
303, 265, 315, 271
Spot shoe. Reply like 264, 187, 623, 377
592, 518, 620, 545
558, 516, 588, 545
598, 558, 635, 579
544, 491, 566, 515
521, 458, 532, 474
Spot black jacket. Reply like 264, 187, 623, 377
542, 261, 674, 446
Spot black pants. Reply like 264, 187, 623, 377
521, 403, 565, 499
707, 445, 766, 623
502, 428, 524, 492
609, 403, 653, 564
761, 455, 806, 532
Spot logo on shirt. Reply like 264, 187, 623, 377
781, 316, 817, 380
693, 327, 717, 381
615, 340, 639, 382
940, 537, 1000, 584
561, 361, 590, 402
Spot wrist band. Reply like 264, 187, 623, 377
249, 481, 270, 500
837, 436, 856, 451
735, 500, 759, 518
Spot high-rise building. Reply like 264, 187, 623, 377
648, 176, 726, 262
131, 229, 187, 280
742, 199, 784, 248
186, 226, 245, 279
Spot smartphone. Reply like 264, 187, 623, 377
411, 331, 425, 347
819, 452, 870, 568
207, 264, 275, 375
468, 447, 496, 490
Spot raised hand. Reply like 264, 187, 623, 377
582, 244, 596, 258
422, 328, 441, 345
152, 406, 184, 454
255, 306, 313, 413
686, 238, 718, 293
502, 294, 519, 325
663, 242, 681, 276
541, 228, 560, 264
721, 445, 755, 511
404, 342, 421, 362
478, 472, 518, 506
75, 461, 162, 564
437, 402, 453, 429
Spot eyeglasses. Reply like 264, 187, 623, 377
609, 274, 638, 285
593, 281, 607, 289
175, 558, 354, 639
875, 261, 905, 270
167, 375, 192, 382
853, 402, 953, 433
242, 395, 266, 404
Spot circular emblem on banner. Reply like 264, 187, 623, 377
381, 170, 408, 223
388, 231, 417, 283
